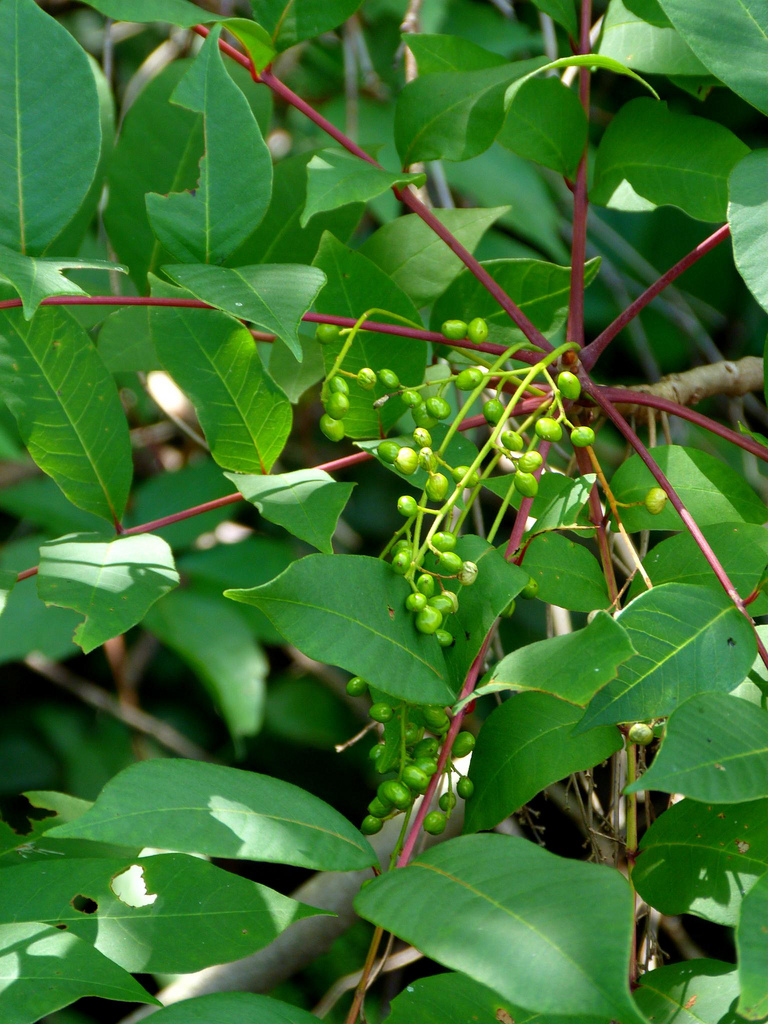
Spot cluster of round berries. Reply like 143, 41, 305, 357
345, 676, 475, 836
391, 534, 474, 643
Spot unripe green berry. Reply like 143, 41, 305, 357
413, 756, 438, 776
425, 396, 451, 421
483, 398, 505, 425
368, 797, 391, 818
369, 743, 384, 763
429, 591, 459, 616
346, 676, 367, 697
520, 577, 539, 600
412, 427, 432, 448
381, 780, 412, 810
395, 447, 419, 475
357, 367, 377, 390
423, 706, 449, 732
518, 451, 543, 473
416, 605, 442, 634
535, 417, 562, 441
452, 465, 479, 486
320, 414, 345, 441
419, 447, 438, 473
455, 367, 483, 391
467, 317, 489, 344
377, 440, 400, 464
501, 598, 516, 617
401, 389, 422, 408
456, 777, 474, 800
406, 591, 427, 613
361, 814, 383, 835
413, 737, 439, 758
433, 531, 457, 552
452, 731, 475, 758
426, 473, 449, 502
439, 550, 463, 574
570, 426, 595, 448
397, 494, 418, 518
369, 702, 394, 723
416, 573, 436, 597
391, 551, 409, 575
423, 811, 447, 835
316, 322, 341, 344
328, 375, 349, 395
436, 628, 454, 647
378, 367, 400, 389
392, 539, 410, 558
404, 722, 421, 746
439, 792, 457, 812
402, 764, 430, 792
501, 430, 524, 452
441, 319, 468, 341
628, 722, 654, 746
645, 487, 667, 515
514, 472, 538, 498
557, 371, 581, 400
458, 560, 478, 586
412, 403, 438, 429
325, 392, 349, 420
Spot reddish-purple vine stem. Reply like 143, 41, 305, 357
573, 444, 618, 602
566, 0, 592, 348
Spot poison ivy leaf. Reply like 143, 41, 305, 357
430, 257, 601, 348
264, 331, 325, 404
164, 263, 326, 361
729, 150, 768, 315
225, 470, 354, 554
144, 588, 268, 745
251, 0, 363, 51
302, 150, 424, 227
592, 99, 749, 222
635, 961, 744, 1024
312, 232, 425, 438
465, 692, 623, 833
0, 921, 157, 1023
499, 77, 587, 178
627, 692, 768, 801
138, 991, 322, 1023
579, 584, 756, 730
0, 0, 101, 254
530, 0, 577, 36
0, 853, 321, 973
37, 533, 179, 654
658, 0, 768, 114
503, 54, 659, 104
151, 304, 291, 473
0, 308, 132, 523
737, 873, 768, 1019
521, 532, 609, 612
355, 834, 644, 1024
610, 445, 767, 531
361, 207, 509, 307
0, 245, 126, 320
598, 0, 708, 75
406, 34, 509, 74
98, 310, 159, 374
47, 759, 377, 871
226, 554, 454, 704
146, 28, 272, 266
633, 797, 768, 926
386, 972, 527, 1024
222, 19, 276, 73
79, 0, 227, 26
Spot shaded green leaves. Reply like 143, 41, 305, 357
37, 532, 179, 654
47, 758, 376, 871
598, 0, 709, 76
146, 28, 272, 266
302, 150, 424, 227
0, 244, 126, 320
737, 873, 768, 1019
531, 0, 577, 36
499, 77, 587, 178
387, 972, 524, 1024
0, 308, 132, 523
522, 532, 609, 612
729, 150, 768, 315
252, 0, 363, 51
635, 961, 744, 1024
226, 554, 453, 704
142, 992, 321, 1024
225, 470, 354, 553
355, 834, 643, 1024
79, 0, 227, 26
0, 0, 101, 254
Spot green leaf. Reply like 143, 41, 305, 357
355, 833, 644, 1024
223, 18, 276, 73
264, 331, 325, 404
610, 445, 767, 531
406, 34, 509, 74
0, 244, 127, 320
0, 853, 321, 974
482, 471, 595, 535
386, 972, 526, 1024
592, 99, 749, 222
474, 612, 635, 708
633, 797, 768, 926
635, 961, 744, 1024
225, 470, 354, 554
360, 207, 509, 307
658, 0, 768, 114
164, 263, 326, 361
226, 554, 454, 704
530, 0, 577, 36
357, 424, 479, 500
465, 692, 623, 833
302, 150, 424, 227
430, 257, 601, 348
579, 584, 757, 730
522, 532, 609, 612
144, 588, 268, 744
503, 54, 659, 104
729, 150, 768, 315
598, 0, 709, 75
78, 0, 227, 26
47, 758, 377, 871
137, 991, 322, 1023
37, 532, 179, 654
737, 873, 768, 1019
0, 921, 157, 1023
98, 308, 160, 374
0, 0, 101, 254
312, 232, 426, 438
251, 0, 363, 50
498, 77, 587, 178
146, 28, 272, 266
151, 304, 292, 473
0, 308, 132, 524
627, 692, 768, 801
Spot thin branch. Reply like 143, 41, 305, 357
573, 445, 618, 602
566, 0, 592, 348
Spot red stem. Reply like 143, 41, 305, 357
566, 0, 592, 347
574, 444, 618, 601
581, 225, 731, 370
504, 440, 552, 559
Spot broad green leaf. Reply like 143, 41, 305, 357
79, 0, 227, 26
499, 77, 587, 178
37, 533, 179, 654
522, 532, 609, 612
302, 150, 424, 227
361, 207, 509, 307
98, 307, 160, 373
164, 263, 326, 361
592, 99, 749, 222
627, 692, 768, 801
225, 470, 354, 554
0, 853, 321, 973
579, 584, 757, 730
387, 972, 527, 1024
633, 797, 768, 926
635, 961, 744, 1024
406, 34, 509, 74
430, 257, 601, 348
146, 28, 272, 266
151, 305, 291, 473
737, 873, 768, 1019
0, 244, 126, 320
502, 55, 659, 104
0, 308, 132, 523
144, 588, 267, 744
251, 0, 363, 50
223, 19, 276, 74
0, 0, 101, 254
355, 834, 644, 1024
482, 471, 595, 534
226, 554, 454, 704
139, 991, 321, 1024
264, 331, 325, 404
598, 0, 709, 75
474, 612, 635, 708
729, 150, 768, 315
531, 0, 577, 35
0, 921, 156, 1023
312, 232, 426, 438
47, 758, 377, 871
658, 0, 768, 114
610, 445, 767, 531
465, 692, 623, 833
